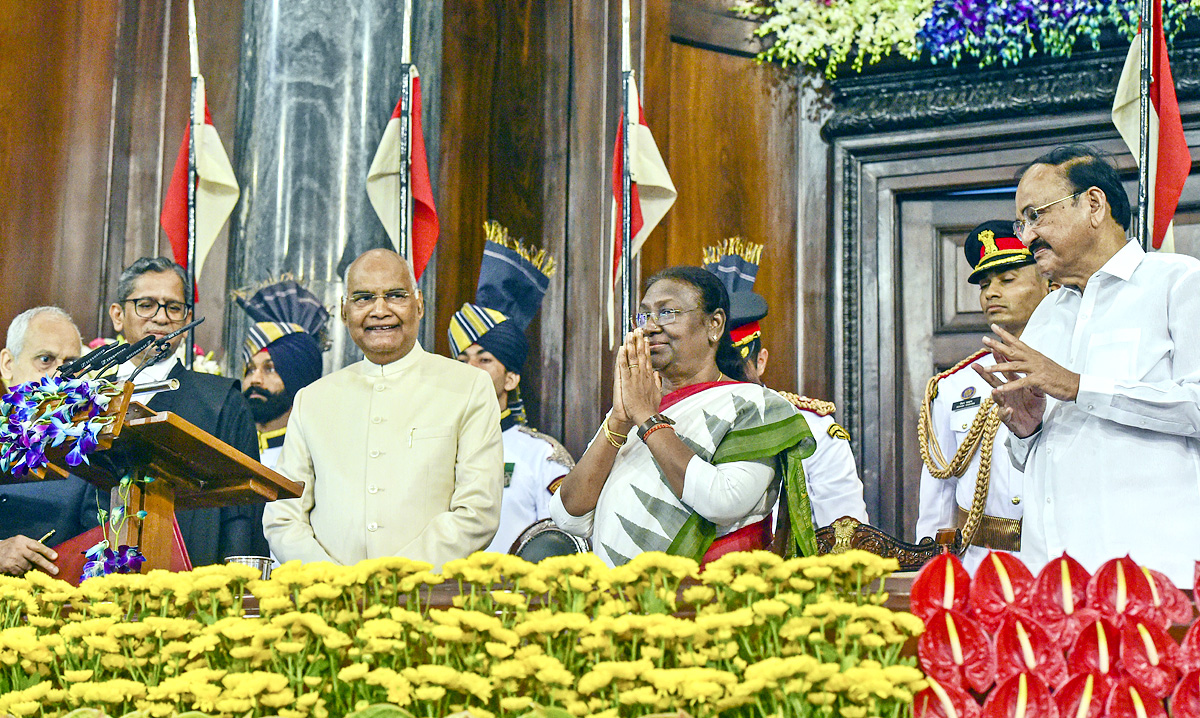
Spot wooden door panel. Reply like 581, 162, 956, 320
898, 195, 1017, 541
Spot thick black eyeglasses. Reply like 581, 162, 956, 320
124, 298, 191, 321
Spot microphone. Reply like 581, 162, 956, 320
57, 342, 128, 378
90, 335, 157, 378
125, 317, 206, 385
152, 317, 205, 349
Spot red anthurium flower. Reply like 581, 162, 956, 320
980, 672, 1058, 718
971, 552, 1035, 633
1169, 669, 1200, 718
1141, 566, 1193, 626
914, 676, 983, 718
1086, 556, 1157, 625
1053, 673, 1110, 718
920, 608, 998, 694
1120, 619, 1179, 698
993, 613, 1068, 688
1066, 618, 1122, 683
1029, 553, 1091, 643
1103, 676, 1168, 718
1180, 620, 1200, 675
913, 553, 972, 623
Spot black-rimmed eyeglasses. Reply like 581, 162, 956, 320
123, 298, 191, 321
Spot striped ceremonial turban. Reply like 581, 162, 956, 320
703, 237, 767, 360
236, 280, 329, 396
446, 221, 556, 374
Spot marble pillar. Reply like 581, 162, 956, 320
225, 0, 442, 371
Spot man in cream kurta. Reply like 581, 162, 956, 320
264, 250, 504, 570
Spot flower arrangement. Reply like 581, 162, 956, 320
0, 376, 122, 476
909, 551, 1200, 716
732, 0, 1200, 78
0, 549, 927, 718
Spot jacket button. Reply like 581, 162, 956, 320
1012, 496, 1021, 505
367, 522, 379, 531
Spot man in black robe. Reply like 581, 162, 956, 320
108, 257, 266, 566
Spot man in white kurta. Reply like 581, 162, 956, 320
977, 147, 1200, 586
264, 250, 504, 570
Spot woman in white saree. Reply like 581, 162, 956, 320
549, 267, 821, 567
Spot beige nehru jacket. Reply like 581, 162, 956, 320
263, 343, 504, 570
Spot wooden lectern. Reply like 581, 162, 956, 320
28, 381, 302, 573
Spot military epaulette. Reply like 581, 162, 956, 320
929, 348, 990, 399
517, 425, 576, 469
778, 391, 836, 417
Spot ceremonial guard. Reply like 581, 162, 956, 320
448, 222, 575, 553
702, 239, 868, 528
916, 221, 1051, 572
236, 280, 330, 470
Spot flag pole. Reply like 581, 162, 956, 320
395, 0, 414, 262
1137, 0, 1152, 251
186, 0, 200, 370
620, 0, 634, 339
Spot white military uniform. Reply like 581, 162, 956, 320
485, 421, 574, 553
258, 427, 286, 470
777, 393, 869, 527
916, 350, 1028, 574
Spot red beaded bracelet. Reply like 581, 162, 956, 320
641, 422, 675, 442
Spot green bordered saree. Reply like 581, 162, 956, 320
589, 381, 817, 567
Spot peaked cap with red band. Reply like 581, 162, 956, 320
964, 220, 1035, 285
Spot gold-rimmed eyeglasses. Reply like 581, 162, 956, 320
1013, 191, 1082, 239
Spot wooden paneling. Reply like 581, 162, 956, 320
437, 0, 566, 436
0, 1, 120, 340
0, 0, 241, 354
640, 2, 801, 394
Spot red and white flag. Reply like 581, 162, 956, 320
1112, 0, 1192, 251
608, 78, 676, 345
366, 67, 439, 280
159, 75, 240, 281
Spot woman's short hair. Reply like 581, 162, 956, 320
644, 266, 750, 383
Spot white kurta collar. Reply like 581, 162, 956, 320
1057, 239, 1143, 299
1094, 239, 1143, 282
356, 341, 425, 377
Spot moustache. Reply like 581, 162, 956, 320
1029, 239, 1051, 254
244, 387, 277, 401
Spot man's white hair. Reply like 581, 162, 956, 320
5, 306, 79, 358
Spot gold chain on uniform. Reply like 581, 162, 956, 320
917, 352, 1002, 552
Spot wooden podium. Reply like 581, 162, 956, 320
27, 381, 302, 573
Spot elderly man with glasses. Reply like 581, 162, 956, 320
973, 145, 1200, 587
264, 249, 504, 571
108, 257, 266, 567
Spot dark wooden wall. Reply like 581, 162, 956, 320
0, 1, 121, 340
641, 0, 802, 394
0, 0, 242, 352
437, 0, 569, 437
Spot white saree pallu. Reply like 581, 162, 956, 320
588, 381, 816, 567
